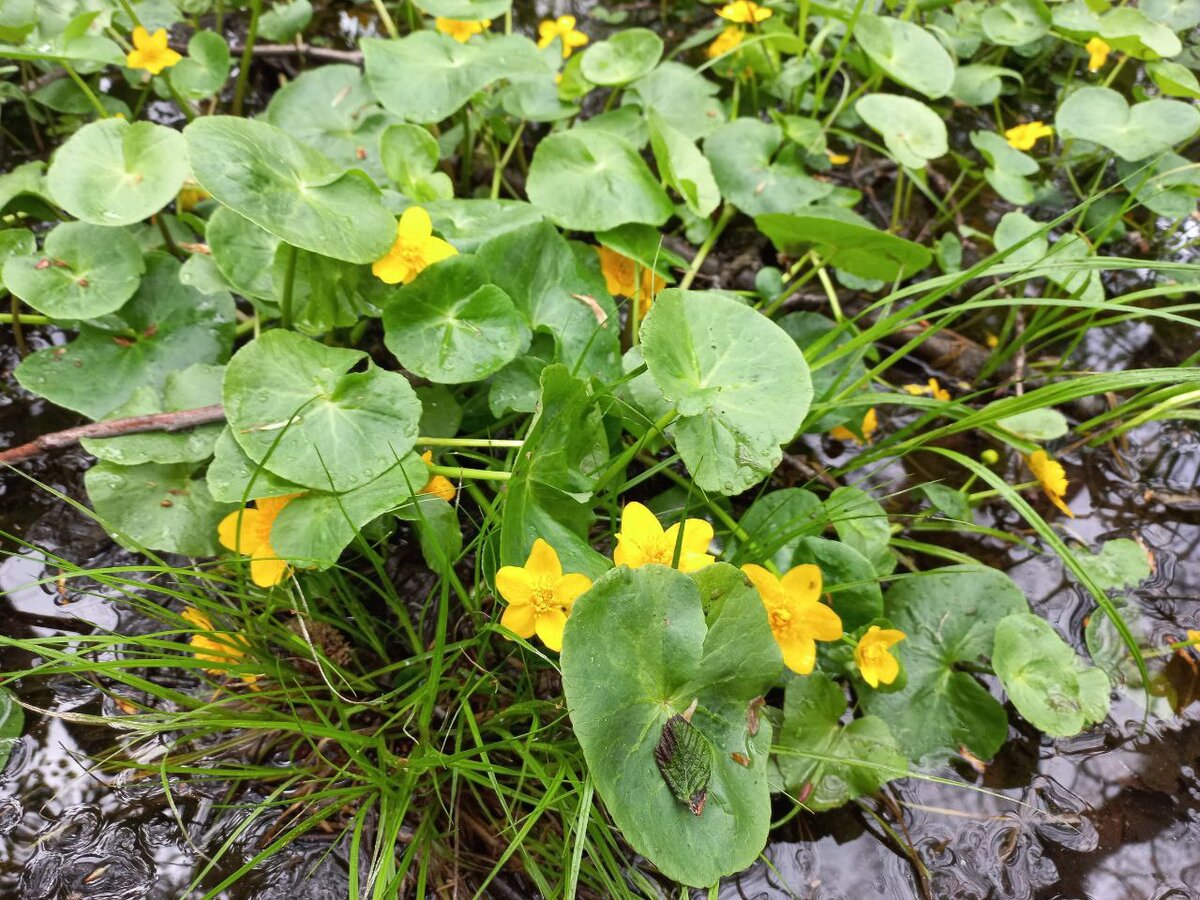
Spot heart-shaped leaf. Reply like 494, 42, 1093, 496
526, 129, 673, 231
3, 221, 144, 319
423, 199, 544, 252
860, 566, 1029, 764
790, 536, 883, 631
168, 30, 230, 100
996, 407, 1069, 441
1056, 86, 1200, 162
648, 110, 720, 218
704, 119, 833, 216
624, 62, 725, 140
951, 64, 1021, 106
46, 118, 188, 227
981, 0, 1050, 46
258, 0, 313, 41
15, 253, 235, 419
364, 32, 547, 123
581, 28, 663, 86
1142, 0, 1200, 30
223, 329, 421, 493
206, 427, 304, 503
1098, 8, 1182, 60
823, 486, 894, 576
560, 563, 781, 888
732, 487, 823, 570
185, 116, 395, 263
993, 613, 1110, 737
756, 207, 931, 281
640, 290, 812, 495
1146, 61, 1200, 99
856, 93, 948, 169
383, 254, 527, 383
1073, 539, 1152, 592
854, 14, 956, 99
380, 124, 454, 200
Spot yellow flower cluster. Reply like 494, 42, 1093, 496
537, 15, 589, 58
126, 26, 182, 76
495, 502, 905, 686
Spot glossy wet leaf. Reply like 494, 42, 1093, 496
475, 222, 621, 381
1074, 539, 1153, 592
824, 486, 894, 576
3, 221, 144, 319
981, 0, 1050, 46
168, 30, 230, 100
996, 407, 1069, 441
1097, 8, 1181, 60
1146, 61, 1200, 100
993, 613, 1110, 737
383, 254, 527, 383
526, 129, 673, 231
860, 566, 1029, 764
640, 290, 812, 495
624, 62, 725, 140
0, 687, 22, 774
363, 32, 547, 123
581, 28, 662, 86
855, 93, 948, 169
380, 124, 453, 201
81, 364, 224, 465
281, 246, 387, 337
0, 228, 34, 291
185, 116, 395, 263
205, 206, 278, 303
1056, 87, 1200, 162
15, 253, 235, 419
704, 119, 833, 216
777, 673, 906, 810
86, 460, 236, 556
648, 110, 720, 218
560, 563, 781, 887
46, 118, 188, 227
756, 207, 931, 281
223, 329, 421, 493
790, 536, 883, 631
854, 14, 955, 99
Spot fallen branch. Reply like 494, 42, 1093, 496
238, 42, 364, 63
0, 405, 226, 465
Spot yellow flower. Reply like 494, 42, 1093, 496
707, 26, 744, 58
1188, 629, 1200, 645
596, 246, 666, 319
537, 15, 589, 58
741, 564, 843, 674
176, 181, 210, 214
371, 206, 458, 285
495, 538, 592, 651
854, 625, 905, 688
902, 377, 951, 401
1085, 36, 1110, 72
717, 1, 773, 23
435, 17, 490, 43
1025, 449, 1074, 518
420, 450, 456, 502
1004, 121, 1054, 151
181, 607, 257, 684
826, 149, 851, 165
217, 494, 303, 587
986, 332, 1000, 348
126, 26, 182, 75
613, 501, 714, 572
830, 407, 877, 445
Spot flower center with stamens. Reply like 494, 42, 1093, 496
767, 604, 793, 638
531, 582, 558, 614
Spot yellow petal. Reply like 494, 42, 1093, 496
495, 565, 536, 606
535, 607, 568, 652
501, 601, 537, 639
149, 28, 170, 52
875, 650, 901, 685
795, 601, 843, 642
780, 563, 822, 604
181, 606, 213, 631
780, 634, 817, 675
132, 25, 151, 49
524, 538, 563, 580
160, 47, 183, 69
557, 15, 577, 29
619, 501, 665, 546
372, 251, 411, 285
250, 544, 289, 587
741, 563, 783, 606
421, 474, 456, 503
218, 507, 267, 555
874, 628, 907, 648
555, 572, 593, 608
678, 517, 715, 560
398, 206, 433, 242
421, 235, 458, 267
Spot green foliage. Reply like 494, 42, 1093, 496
0, 688, 23, 774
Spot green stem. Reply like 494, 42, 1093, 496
9, 295, 27, 356
279, 242, 298, 330
490, 121, 525, 200
426, 465, 511, 482
0, 313, 51, 325
679, 205, 734, 291
62, 64, 109, 119
370, 0, 400, 39
232, 0, 262, 117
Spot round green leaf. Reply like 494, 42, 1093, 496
46, 118, 188, 227
854, 14, 956, 99
823, 486, 894, 576
993, 613, 1111, 737
258, 0, 312, 41
791, 536, 883, 631
184, 116, 395, 264
168, 30, 230, 100
223, 329, 421, 493
526, 130, 673, 231
410, 0, 510, 18
2, 222, 144, 319
1056, 87, 1200, 162
855, 93, 948, 169
640, 290, 812, 495
732, 487, 823, 570
996, 407, 1069, 441
14, 253, 235, 418
756, 207, 931, 281
85, 460, 235, 556
624, 62, 725, 140
860, 566, 1029, 764
380, 124, 454, 200
1146, 61, 1200, 99
497, 79, 580, 123
560, 563, 781, 888
581, 28, 663, 86
422, 198, 544, 252
1142, 0, 1200, 30
205, 205, 278, 302
981, 0, 1050, 46
206, 427, 304, 503
382, 254, 527, 383
0, 228, 35, 291
704, 119, 833, 216
1098, 8, 1182, 60
951, 64, 1021, 106
1074, 539, 1152, 592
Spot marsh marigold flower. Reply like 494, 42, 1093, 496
496, 538, 592, 651
1025, 449, 1074, 518
372, 206, 457, 285
126, 26, 182, 75
717, 1, 773, 23
420, 450, 456, 502
707, 26, 745, 58
903, 377, 951, 402
1004, 121, 1054, 151
826, 148, 851, 165
1085, 37, 1110, 72
855, 625, 905, 688
830, 408, 878, 445
537, 15, 589, 58
217, 494, 302, 587
181, 607, 258, 684
613, 501, 715, 572
741, 564, 842, 674
596, 246, 666, 318
436, 17, 490, 42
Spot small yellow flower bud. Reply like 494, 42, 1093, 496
980, 449, 1000, 466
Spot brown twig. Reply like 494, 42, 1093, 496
0, 404, 226, 465
239, 42, 364, 63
